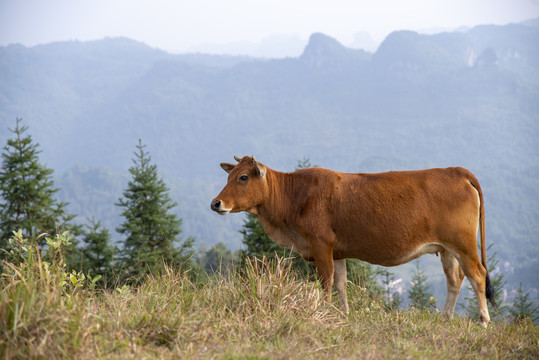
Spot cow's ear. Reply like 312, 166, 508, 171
252, 157, 266, 178
220, 163, 235, 173
255, 165, 266, 178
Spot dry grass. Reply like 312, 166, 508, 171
1, 256, 537, 359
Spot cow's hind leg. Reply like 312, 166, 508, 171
334, 259, 349, 314
440, 250, 465, 319
457, 252, 491, 327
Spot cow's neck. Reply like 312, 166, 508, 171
255, 168, 296, 228
251, 168, 311, 252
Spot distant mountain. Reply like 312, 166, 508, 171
300, 32, 371, 68
375, 30, 473, 67
1, 20, 538, 291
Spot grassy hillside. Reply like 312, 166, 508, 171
1, 252, 537, 359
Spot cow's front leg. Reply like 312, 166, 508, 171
315, 254, 334, 302
309, 235, 336, 303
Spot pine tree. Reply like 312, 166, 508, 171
408, 261, 433, 309
80, 219, 116, 281
296, 157, 314, 170
0, 118, 77, 249
509, 283, 539, 323
199, 242, 238, 275
116, 140, 194, 277
378, 268, 402, 309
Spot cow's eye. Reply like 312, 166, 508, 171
239, 175, 248, 182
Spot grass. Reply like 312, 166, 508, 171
1, 255, 538, 359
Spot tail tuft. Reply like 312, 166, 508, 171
485, 272, 497, 307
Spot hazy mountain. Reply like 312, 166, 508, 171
300, 32, 371, 68
1, 19, 538, 291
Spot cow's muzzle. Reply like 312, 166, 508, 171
211, 199, 230, 215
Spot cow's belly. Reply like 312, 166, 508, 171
376, 243, 445, 266
334, 238, 445, 267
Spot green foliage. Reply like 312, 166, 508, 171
0, 118, 78, 248
116, 140, 194, 279
1, 229, 101, 293
509, 283, 539, 323
408, 261, 433, 309
296, 156, 315, 169
77, 219, 116, 284
198, 241, 238, 275
0, 229, 101, 357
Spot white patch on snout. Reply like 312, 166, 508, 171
213, 200, 232, 215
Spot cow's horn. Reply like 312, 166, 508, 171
234, 156, 241, 162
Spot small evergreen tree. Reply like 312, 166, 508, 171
509, 283, 539, 323
0, 118, 77, 249
199, 242, 238, 275
408, 261, 433, 309
79, 219, 116, 281
296, 157, 314, 170
116, 140, 194, 278
378, 268, 402, 309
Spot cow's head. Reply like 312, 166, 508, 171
211, 156, 268, 215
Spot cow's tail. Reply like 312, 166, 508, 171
469, 174, 497, 307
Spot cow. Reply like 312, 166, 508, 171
211, 156, 496, 326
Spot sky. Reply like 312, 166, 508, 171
1, 0, 539, 56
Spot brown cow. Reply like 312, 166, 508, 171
211, 156, 496, 326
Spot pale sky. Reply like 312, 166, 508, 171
1, 0, 538, 56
